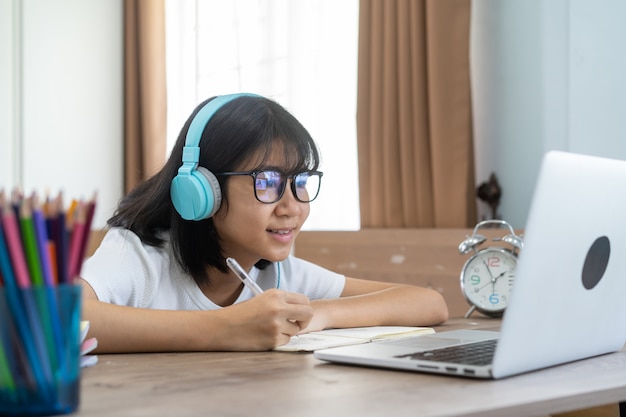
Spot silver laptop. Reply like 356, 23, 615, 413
315, 150, 626, 379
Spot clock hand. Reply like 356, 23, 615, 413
473, 270, 509, 293
480, 259, 499, 292
475, 278, 496, 293
491, 270, 507, 282
482, 260, 496, 279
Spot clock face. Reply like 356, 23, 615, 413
460, 248, 517, 315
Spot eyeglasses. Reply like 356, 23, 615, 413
215, 170, 323, 203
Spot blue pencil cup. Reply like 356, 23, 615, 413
0, 284, 82, 416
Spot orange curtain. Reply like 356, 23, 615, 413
357, 0, 475, 228
124, 0, 167, 193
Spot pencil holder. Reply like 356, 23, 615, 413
0, 284, 82, 416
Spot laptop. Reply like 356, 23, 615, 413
315, 150, 626, 379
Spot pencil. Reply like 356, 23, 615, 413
0, 297, 17, 401
32, 195, 55, 287
31, 195, 64, 370
19, 199, 44, 287
68, 201, 87, 281
18, 198, 59, 370
2, 199, 31, 289
44, 196, 59, 285
48, 243, 58, 285
76, 193, 97, 274
0, 203, 51, 401
57, 195, 69, 284
0, 231, 17, 400
0, 198, 20, 294
49, 193, 69, 284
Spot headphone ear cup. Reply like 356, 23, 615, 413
170, 166, 222, 221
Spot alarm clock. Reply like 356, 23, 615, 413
458, 219, 523, 318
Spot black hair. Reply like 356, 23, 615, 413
107, 95, 320, 286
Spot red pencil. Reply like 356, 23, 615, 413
76, 193, 97, 274
67, 201, 87, 282
1, 193, 32, 289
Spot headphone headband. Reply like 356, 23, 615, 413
184, 93, 257, 148
171, 93, 261, 221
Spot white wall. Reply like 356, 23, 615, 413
471, 0, 626, 228
0, 0, 123, 229
0, 0, 18, 185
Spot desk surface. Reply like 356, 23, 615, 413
77, 317, 626, 417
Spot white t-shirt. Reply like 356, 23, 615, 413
81, 228, 346, 310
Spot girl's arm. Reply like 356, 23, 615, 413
81, 280, 313, 353
303, 278, 449, 333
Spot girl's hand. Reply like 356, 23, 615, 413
296, 299, 332, 334
216, 289, 313, 351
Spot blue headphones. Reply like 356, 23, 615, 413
170, 93, 260, 220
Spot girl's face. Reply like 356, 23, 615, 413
213, 144, 312, 269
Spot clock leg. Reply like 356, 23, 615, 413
464, 305, 476, 318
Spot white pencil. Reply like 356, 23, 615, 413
226, 257, 264, 296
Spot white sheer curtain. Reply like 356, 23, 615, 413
165, 0, 359, 230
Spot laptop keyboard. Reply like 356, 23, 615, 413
394, 339, 498, 366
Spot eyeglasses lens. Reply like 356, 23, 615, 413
255, 171, 283, 203
294, 172, 320, 202
254, 171, 320, 203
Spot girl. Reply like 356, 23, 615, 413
80, 93, 448, 352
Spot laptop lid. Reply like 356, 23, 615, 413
315, 151, 626, 379
491, 150, 626, 378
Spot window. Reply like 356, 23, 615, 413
165, 0, 360, 230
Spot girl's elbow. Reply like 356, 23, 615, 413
429, 289, 449, 324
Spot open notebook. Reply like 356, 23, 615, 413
315, 151, 626, 379
275, 326, 434, 352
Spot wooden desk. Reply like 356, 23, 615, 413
76, 317, 626, 417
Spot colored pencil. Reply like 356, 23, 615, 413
0, 292, 18, 402
0, 188, 97, 407
68, 201, 87, 281
32, 195, 55, 287
48, 243, 58, 285
19, 199, 44, 287
47, 193, 69, 285
0, 240, 17, 401
0, 195, 20, 294
18, 199, 59, 371
0, 201, 51, 401
56, 195, 69, 284
44, 196, 60, 285
29, 195, 64, 370
1, 203, 31, 289
77, 193, 97, 273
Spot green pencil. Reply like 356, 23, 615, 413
0, 288, 17, 403
19, 200, 44, 286
19, 200, 58, 371
0, 333, 17, 401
